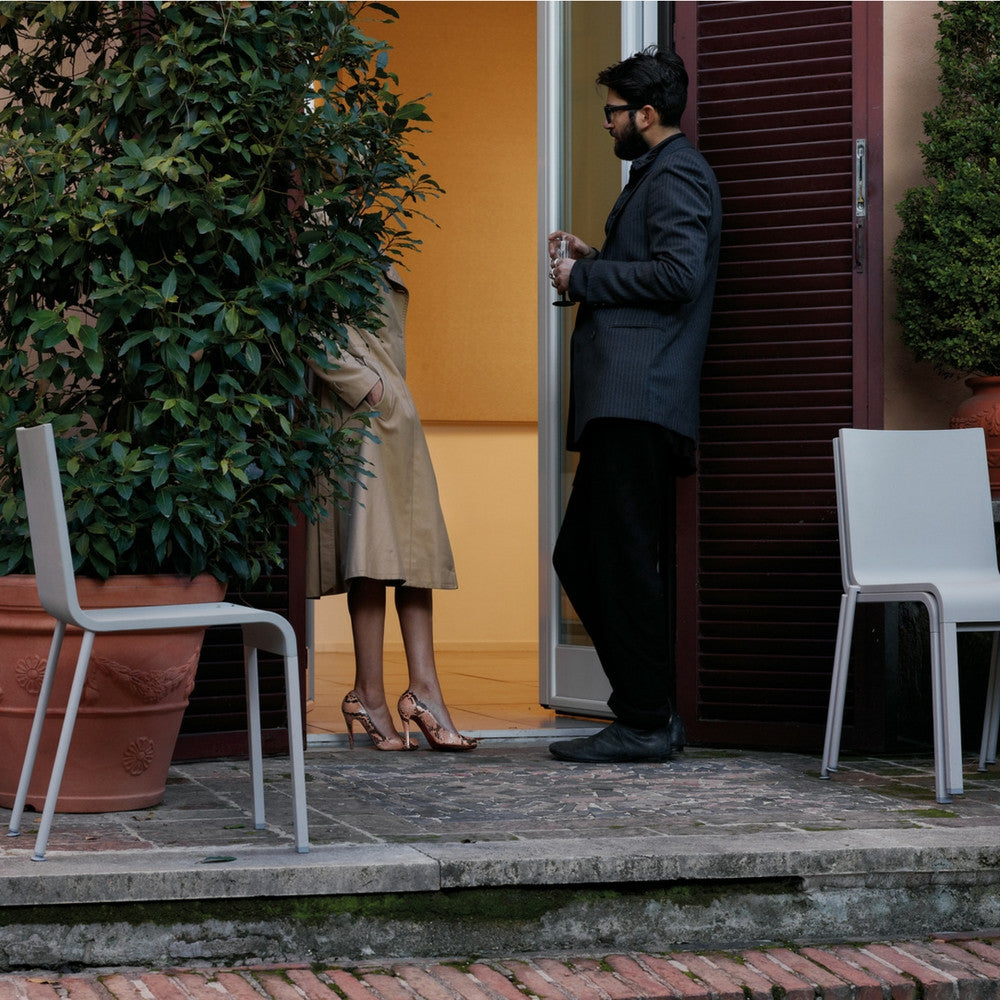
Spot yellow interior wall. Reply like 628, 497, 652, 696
313, 3, 540, 654
362, 1, 539, 424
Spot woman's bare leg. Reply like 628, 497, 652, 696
346, 577, 399, 738
395, 585, 460, 731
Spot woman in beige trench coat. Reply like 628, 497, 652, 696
306, 267, 477, 752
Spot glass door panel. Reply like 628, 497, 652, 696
539, 2, 656, 715
558, 2, 621, 655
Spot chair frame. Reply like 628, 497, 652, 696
6, 423, 309, 860
821, 427, 1000, 804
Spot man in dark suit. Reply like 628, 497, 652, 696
548, 46, 721, 763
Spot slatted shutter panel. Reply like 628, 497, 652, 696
173, 521, 307, 760
674, 1, 883, 750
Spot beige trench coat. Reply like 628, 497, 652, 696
305, 268, 457, 598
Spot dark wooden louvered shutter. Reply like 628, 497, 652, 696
674, 2, 884, 750
173, 519, 307, 760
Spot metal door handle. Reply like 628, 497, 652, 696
854, 139, 867, 273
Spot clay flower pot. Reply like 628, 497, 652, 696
950, 375, 1000, 497
0, 573, 225, 813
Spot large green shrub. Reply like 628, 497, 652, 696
891, 0, 1000, 376
0, 1, 439, 583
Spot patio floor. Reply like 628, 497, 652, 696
2, 732, 1000, 980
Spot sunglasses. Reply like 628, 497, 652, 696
603, 103, 642, 123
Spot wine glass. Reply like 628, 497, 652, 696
552, 235, 573, 308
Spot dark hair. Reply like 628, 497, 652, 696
596, 45, 688, 128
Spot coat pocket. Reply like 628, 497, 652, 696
590, 323, 662, 414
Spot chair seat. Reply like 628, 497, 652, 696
67, 601, 292, 635
858, 574, 1000, 623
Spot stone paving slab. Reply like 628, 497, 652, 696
6, 934, 1000, 1000
4, 743, 1000, 852
2, 743, 1000, 900
4, 822, 1000, 908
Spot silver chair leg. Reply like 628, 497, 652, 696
821, 588, 857, 779
33, 630, 97, 860
241, 620, 309, 853
933, 620, 963, 803
979, 633, 1000, 771
243, 645, 265, 830
283, 652, 309, 853
8, 621, 67, 838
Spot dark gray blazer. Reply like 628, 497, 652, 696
565, 133, 721, 450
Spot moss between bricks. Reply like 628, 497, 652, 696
0, 879, 803, 929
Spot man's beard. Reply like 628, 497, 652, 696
613, 117, 648, 161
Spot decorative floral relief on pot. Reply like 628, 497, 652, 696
122, 737, 156, 776
92, 647, 201, 704
15, 653, 100, 703
15, 654, 46, 696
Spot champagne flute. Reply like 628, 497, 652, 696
552, 235, 573, 308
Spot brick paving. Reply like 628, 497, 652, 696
5, 937, 1000, 999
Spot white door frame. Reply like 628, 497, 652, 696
537, 1, 659, 713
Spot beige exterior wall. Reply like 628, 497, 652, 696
882, 0, 968, 428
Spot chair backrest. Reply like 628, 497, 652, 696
835, 427, 999, 587
15, 423, 86, 625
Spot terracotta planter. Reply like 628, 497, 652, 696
950, 375, 1000, 497
0, 574, 225, 813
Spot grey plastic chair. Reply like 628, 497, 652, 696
821, 427, 1000, 803
6, 423, 309, 860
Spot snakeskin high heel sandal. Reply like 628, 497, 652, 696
397, 690, 478, 752
341, 691, 417, 751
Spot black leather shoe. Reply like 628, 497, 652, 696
549, 720, 676, 763
669, 712, 686, 753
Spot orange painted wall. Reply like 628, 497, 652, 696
360, 1, 539, 424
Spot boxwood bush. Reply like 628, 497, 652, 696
891, 1, 1000, 376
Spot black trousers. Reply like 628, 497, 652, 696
553, 418, 678, 730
